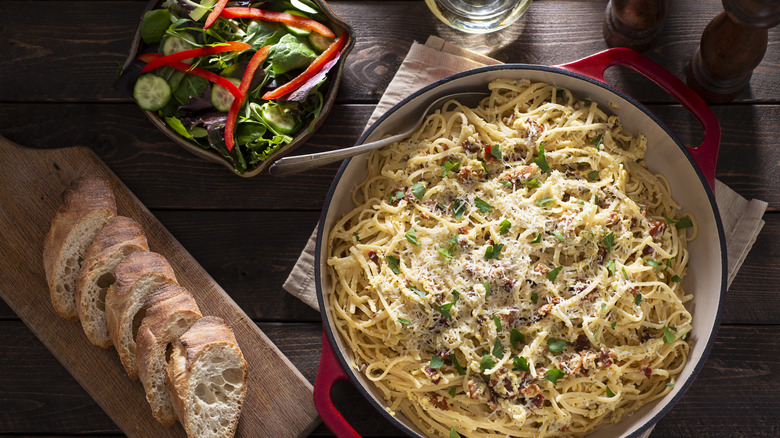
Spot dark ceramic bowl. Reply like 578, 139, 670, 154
119, 0, 355, 177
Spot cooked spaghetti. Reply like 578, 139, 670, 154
326, 79, 695, 437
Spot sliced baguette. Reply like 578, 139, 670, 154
75, 216, 149, 347
136, 283, 202, 426
43, 176, 117, 321
105, 251, 177, 380
166, 316, 247, 438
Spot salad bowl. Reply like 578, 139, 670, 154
117, 0, 355, 177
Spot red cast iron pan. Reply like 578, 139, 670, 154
313, 47, 726, 438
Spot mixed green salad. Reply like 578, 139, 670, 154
125, 0, 347, 174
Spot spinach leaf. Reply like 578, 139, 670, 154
268, 33, 317, 75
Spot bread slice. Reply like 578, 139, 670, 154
136, 283, 202, 426
105, 251, 177, 380
43, 176, 117, 321
75, 216, 149, 347
166, 316, 247, 438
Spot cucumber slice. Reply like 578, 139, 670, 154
211, 78, 241, 112
291, 0, 320, 15
283, 10, 311, 36
134, 74, 172, 111
162, 36, 194, 64
189, 0, 216, 22
308, 32, 334, 52
260, 103, 297, 134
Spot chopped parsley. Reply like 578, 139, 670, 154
353, 232, 360, 241
521, 178, 540, 188
606, 259, 616, 276
398, 318, 411, 325
475, 197, 494, 213
389, 190, 404, 203
480, 160, 490, 177
450, 426, 461, 438
441, 159, 460, 177
601, 303, 607, 311
512, 356, 530, 372
405, 227, 420, 247
534, 143, 550, 173
451, 199, 467, 219
536, 197, 557, 207
480, 353, 496, 370
438, 234, 458, 259
635, 293, 643, 306
437, 248, 453, 260
552, 230, 565, 242
591, 133, 604, 151
430, 355, 444, 369
490, 144, 502, 161
672, 275, 683, 283
410, 182, 426, 200
452, 289, 460, 303
663, 326, 676, 344
493, 315, 502, 332
484, 243, 504, 260
547, 265, 563, 282
587, 170, 599, 180
644, 258, 661, 272
492, 338, 504, 358
666, 382, 674, 388
593, 194, 599, 205
510, 329, 525, 348
544, 368, 565, 384
603, 232, 615, 252
606, 386, 615, 397
437, 302, 454, 318
675, 217, 693, 229
499, 219, 512, 235
547, 338, 566, 353
611, 321, 617, 330
621, 266, 629, 280
531, 233, 542, 244
531, 292, 539, 304
449, 387, 457, 397
483, 280, 491, 296
499, 180, 513, 188
410, 286, 426, 297
450, 354, 466, 375
386, 255, 400, 274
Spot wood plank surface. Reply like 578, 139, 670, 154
0, 137, 319, 437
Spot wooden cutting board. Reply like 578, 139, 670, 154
0, 136, 320, 437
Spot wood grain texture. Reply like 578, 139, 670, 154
2, 322, 778, 437
1, 1, 778, 104
0, 137, 319, 437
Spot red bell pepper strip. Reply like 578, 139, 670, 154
139, 42, 251, 73
225, 46, 271, 152
204, 0, 229, 28
221, 7, 335, 38
262, 32, 346, 100
137, 53, 242, 99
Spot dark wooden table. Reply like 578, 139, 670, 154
1, 0, 778, 436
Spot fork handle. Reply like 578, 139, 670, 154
268, 132, 408, 176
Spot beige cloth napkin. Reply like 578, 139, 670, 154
283, 35, 768, 436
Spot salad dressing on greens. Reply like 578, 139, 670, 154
128, 0, 344, 174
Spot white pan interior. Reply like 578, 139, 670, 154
317, 65, 726, 438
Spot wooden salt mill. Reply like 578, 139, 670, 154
603, 0, 671, 52
687, 0, 780, 103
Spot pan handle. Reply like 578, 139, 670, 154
314, 330, 362, 438
557, 48, 721, 191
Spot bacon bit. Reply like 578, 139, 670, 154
607, 211, 620, 226
521, 383, 541, 399
642, 205, 649, 217
457, 227, 469, 235
562, 193, 571, 202
560, 425, 569, 433
597, 348, 616, 369
530, 394, 545, 408
428, 393, 450, 410
537, 303, 554, 316
649, 221, 667, 239
642, 246, 655, 255
631, 218, 638, 229
596, 246, 608, 264
367, 251, 379, 265
424, 365, 441, 384
526, 118, 544, 142
503, 278, 515, 292
463, 140, 480, 153
533, 264, 550, 275
598, 198, 609, 209
458, 167, 478, 183
573, 334, 590, 352
569, 279, 589, 295
560, 354, 583, 375
641, 366, 652, 379
500, 165, 534, 186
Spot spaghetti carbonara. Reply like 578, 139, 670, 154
326, 79, 694, 437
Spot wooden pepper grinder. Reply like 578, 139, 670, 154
603, 0, 671, 52
687, 0, 780, 103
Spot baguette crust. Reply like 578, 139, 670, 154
43, 176, 117, 321
75, 216, 149, 347
105, 251, 177, 380
166, 316, 247, 438
136, 284, 202, 426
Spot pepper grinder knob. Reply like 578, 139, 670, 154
603, 0, 671, 52
687, 0, 780, 103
